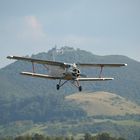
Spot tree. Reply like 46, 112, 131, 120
32, 134, 45, 140
96, 133, 110, 140
84, 133, 92, 140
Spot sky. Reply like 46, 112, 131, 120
0, 0, 140, 68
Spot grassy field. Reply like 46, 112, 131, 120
112, 120, 140, 126
0, 92, 140, 138
65, 91, 140, 116
20, 119, 140, 137
0, 118, 140, 140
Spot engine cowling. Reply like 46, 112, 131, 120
72, 68, 80, 77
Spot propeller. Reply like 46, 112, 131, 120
79, 73, 87, 77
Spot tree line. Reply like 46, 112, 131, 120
0, 133, 126, 140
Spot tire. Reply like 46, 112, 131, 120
56, 84, 60, 90
79, 86, 82, 92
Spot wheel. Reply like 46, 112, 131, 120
79, 86, 82, 92
56, 84, 60, 90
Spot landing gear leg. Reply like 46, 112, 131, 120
56, 79, 61, 90
75, 80, 82, 92
56, 79, 69, 90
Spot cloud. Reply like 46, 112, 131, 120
24, 16, 42, 30
20, 16, 46, 41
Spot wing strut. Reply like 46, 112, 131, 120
29, 61, 49, 74
32, 62, 35, 73
99, 65, 104, 78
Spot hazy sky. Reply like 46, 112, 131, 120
0, 0, 140, 68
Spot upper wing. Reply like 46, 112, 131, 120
76, 63, 127, 67
77, 77, 114, 81
7, 55, 127, 68
7, 55, 66, 68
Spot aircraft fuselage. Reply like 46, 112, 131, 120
48, 64, 80, 80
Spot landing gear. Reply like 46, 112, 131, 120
71, 80, 82, 92
56, 84, 60, 90
79, 86, 82, 92
56, 79, 82, 92
56, 79, 69, 90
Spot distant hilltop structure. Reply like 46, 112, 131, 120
48, 46, 75, 61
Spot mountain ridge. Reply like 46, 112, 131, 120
0, 46, 140, 124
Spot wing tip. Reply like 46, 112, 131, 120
101, 77, 114, 81
7, 55, 14, 59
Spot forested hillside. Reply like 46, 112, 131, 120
1, 47, 140, 101
0, 47, 140, 139
0, 47, 140, 123
0, 133, 127, 140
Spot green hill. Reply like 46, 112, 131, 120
1, 47, 140, 101
0, 47, 140, 139
66, 91, 140, 116
0, 47, 140, 124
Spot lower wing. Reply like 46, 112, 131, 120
21, 72, 113, 81
76, 77, 114, 81
20, 72, 62, 79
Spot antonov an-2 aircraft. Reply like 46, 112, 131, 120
7, 55, 127, 91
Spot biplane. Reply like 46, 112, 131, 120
7, 55, 127, 91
